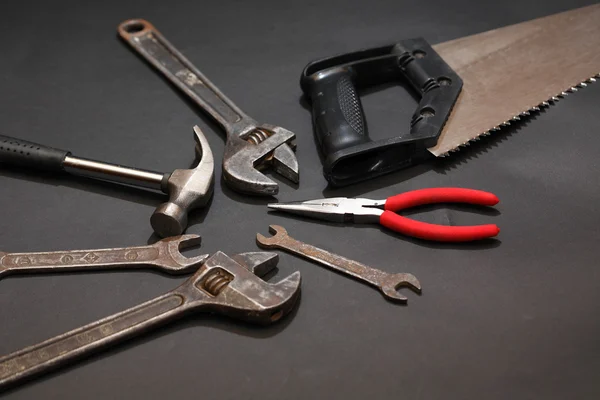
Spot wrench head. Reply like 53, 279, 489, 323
379, 273, 422, 303
223, 125, 298, 196
232, 252, 279, 277
189, 251, 301, 324
151, 126, 215, 237
255, 224, 289, 249
153, 234, 210, 274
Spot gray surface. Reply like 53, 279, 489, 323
1, 0, 599, 398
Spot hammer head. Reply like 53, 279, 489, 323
151, 126, 214, 238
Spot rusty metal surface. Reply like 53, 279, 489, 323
117, 19, 299, 196
429, 3, 600, 156
0, 251, 301, 390
256, 225, 420, 303
0, 235, 208, 279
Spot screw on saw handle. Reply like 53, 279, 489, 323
0, 135, 69, 172
303, 68, 371, 160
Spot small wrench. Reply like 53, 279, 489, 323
0, 251, 301, 390
118, 19, 299, 196
256, 225, 421, 303
0, 235, 208, 280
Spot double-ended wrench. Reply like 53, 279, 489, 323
0, 235, 208, 280
257, 225, 421, 303
118, 19, 299, 196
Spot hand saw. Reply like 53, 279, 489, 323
301, 4, 600, 186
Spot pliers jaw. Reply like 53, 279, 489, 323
268, 197, 383, 223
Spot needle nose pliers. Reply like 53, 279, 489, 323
268, 188, 499, 242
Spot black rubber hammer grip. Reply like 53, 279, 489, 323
0, 135, 69, 171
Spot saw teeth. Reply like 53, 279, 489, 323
443, 71, 599, 156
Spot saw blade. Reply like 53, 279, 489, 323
428, 4, 600, 157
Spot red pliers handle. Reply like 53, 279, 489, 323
380, 188, 500, 242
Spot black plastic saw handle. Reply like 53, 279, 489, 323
300, 40, 462, 186
304, 67, 370, 155
0, 135, 69, 171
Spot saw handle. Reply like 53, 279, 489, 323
0, 135, 69, 172
303, 67, 371, 158
300, 41, 463, 187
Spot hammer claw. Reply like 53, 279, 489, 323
151, 126, 215, 238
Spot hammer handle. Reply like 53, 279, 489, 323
0, 135, 69, 172
0, 134, 167, 191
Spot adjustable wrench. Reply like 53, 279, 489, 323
118, 19, 299, 196
0, 235, 208, 280
0, 251, 301, 390
257, 225, 421, 303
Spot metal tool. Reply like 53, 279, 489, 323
301, 4, 600, 186
256, 225, 420, 303
118, 19, 299, 196
0, 126, 214, 238
269, 188, 499, 242
0, 235, 208, 280
0, 251, 301, 389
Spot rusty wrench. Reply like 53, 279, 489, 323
0, 235, 208, 280
0, 251, 301, 390
257, 225, 421, 303
118, 19, 299, 196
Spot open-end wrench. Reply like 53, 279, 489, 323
257, 225, 421, 303
0, 235, 208, 280
0, 251, 301, 390
118, 19, 299, 196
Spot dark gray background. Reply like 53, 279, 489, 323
1, 0, 599, 398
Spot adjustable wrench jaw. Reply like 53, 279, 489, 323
180, 251, 301, 324
223, 122, 298, 196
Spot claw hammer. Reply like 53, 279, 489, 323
0, 126, 214, 238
